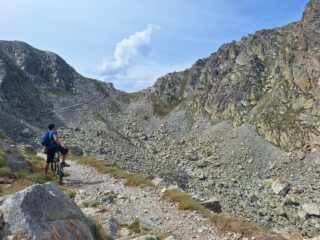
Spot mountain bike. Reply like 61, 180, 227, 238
50, 152, 64, 185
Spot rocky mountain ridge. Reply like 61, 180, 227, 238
0, 0, 319, 238
150, 0, 320, 151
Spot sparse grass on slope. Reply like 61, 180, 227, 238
2, 179, 34, 195
163, 189, 289, 240
0, 146, 58, 196
0, 171, 45, 196
76, 156, 152, 188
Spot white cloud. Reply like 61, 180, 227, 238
99, 24, 160, 76
96, 24, 190, 92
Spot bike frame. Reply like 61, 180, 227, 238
51, 152, 64, 184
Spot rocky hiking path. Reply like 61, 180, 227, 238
63, 159, 229, 240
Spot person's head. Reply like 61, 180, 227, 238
48, 123, 57, 131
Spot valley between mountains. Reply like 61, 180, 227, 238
0, 0, 319, 239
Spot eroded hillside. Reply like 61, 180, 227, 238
0, 0, 319, 238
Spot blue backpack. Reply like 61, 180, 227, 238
40, 131, 51, 147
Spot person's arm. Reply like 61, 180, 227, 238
53, 133, 62, 146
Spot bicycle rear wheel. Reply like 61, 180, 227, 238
58, 172, 63, 185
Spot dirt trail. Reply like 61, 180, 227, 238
63, 160, 229, 240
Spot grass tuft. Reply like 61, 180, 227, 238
128, 218, 141, 234
125, 174, 151, 187
48, 88, 69, 97
27, 172, 51, 183
0, 166, 14, 178
0, 150, 6, 168
163, 189, 210, 216
92, 223, 112, 240
59, 186, 77, 200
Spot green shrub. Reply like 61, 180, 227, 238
0, 150, 7, 168
0, 166, 13, 178
59, 186, 77, 200
92, 223, 112, 240
128, 218, 141, 234
27, 172, 51, 183
49, 88, 69, 97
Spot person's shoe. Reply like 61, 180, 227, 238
60, 162, 70, 167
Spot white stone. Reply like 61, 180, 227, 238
164, 236, 177, 240
151, 177, 165, 187
132, 235, 158, 240
272, 179, 290, 196
302, 203, 320, 216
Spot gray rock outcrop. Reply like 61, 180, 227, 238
0, 183, 94, 240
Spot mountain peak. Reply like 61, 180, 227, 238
302, 0, 320, 27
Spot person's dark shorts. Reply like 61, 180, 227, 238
46, 145, 69, 163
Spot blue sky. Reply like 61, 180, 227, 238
0, 0, 309, 92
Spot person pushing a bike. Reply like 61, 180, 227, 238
44, 123, 70, 176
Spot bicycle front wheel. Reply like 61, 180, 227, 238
57, 165, 64, 185
51, 161, 56, 173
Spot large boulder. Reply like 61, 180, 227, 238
0, 183, 94, 240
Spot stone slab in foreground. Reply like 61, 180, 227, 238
0, 183, 94, 240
